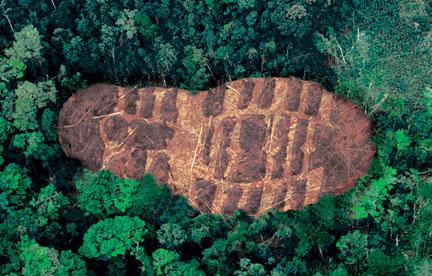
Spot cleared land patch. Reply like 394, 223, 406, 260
59, 78, 375, 216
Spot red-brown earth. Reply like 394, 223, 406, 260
58, 77, 375, 216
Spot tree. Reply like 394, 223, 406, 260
135, 247, 156, 275
234, 258, 267, 276
189, 214, 226, 245
410, 259, 432, 276
128, 174, 193, 225
155, 41, 177, 86
20, 237, 86, 276
5, 25, 42, 62
116, 9, 138, 40
271, 256, 307, 275
152, 248, 204, 276
180, 46, 210, 90
367, 249, 404, 275
152, 249, 179, 275
0, 25, 59, 166
11, 132, 59, 165
12, 80, 56, 131
29, 183, 69, 239
0, 116, 11, 166
0, 117, 11, 143
41, 108, 57, 142
12, 85, 37, 130
0, 163, 32, 211
0, 181, 71, 273
336, 230, 368, 273
135, 12, 158, 39
0, 0, 431, 274
408, 171, 432, 259
79, 216, 149, 259
352, 166, 397, 220
157, 223, 187, 249
75, 170, 139, 218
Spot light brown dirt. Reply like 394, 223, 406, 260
58, 77, 375, 216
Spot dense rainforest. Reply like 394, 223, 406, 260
0, 0, 431, 275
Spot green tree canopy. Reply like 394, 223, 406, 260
75, 170, 140, 218
20, 237, 86, 276
79, 216, 150, 259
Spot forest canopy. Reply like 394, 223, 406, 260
0, 0, 431, 275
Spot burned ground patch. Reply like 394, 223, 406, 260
290, 119, 309, 175
221, 187, 243, 214
59, 118, 105, 171
140, 87, 156, 118
160, 88, 179, 123
257, 78, 276, 109
126, 148, 147, 179
202, 85, 225, 117
124, 88, 139, 115
290, 180, 307, 210
77, 120, 105, 170
272, 114, 291, 179
230, 114, 268, 183
214, 118, 236, 179
285, 78, 303, 112
92, 84, 119, 116
304, 83, 323, 116
244, 187, 263, 214
58, 85, 113, 171
237, 79, 255, 109
194, 179, 217, 213
309, 124, 348, 192
272, 184, 289, 210
103, 115, 128, 142
202, 126, 215, 166
128, 120, 174, 149
148, 152, 170, 183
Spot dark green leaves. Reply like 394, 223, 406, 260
75, 170, 139, 218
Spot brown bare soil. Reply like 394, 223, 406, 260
214, 117, 236, 180
271, 114, 290, 179
237, 79, 255, 109
257, 78, 276, 109
230, 114, 268, 183
58, 77, 375, 216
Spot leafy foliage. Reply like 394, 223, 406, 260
352, 166, 397, 219
0, 0, 431, 274
0, 163, 32, 211
5, 25, 42, 62
152, 248, 205, 276
20, 237, 86, 276
75, 170, 139, 218
79, 216, 149, 259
